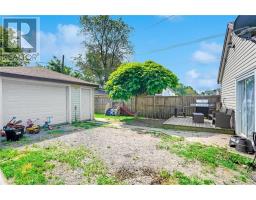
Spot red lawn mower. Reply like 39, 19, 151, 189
3, 117, 25, 141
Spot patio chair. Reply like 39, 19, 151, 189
174, 107, 186, 118
214, 108, 233, 129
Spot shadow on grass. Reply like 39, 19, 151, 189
72, 120, 110, 129
0, 120, 109, 149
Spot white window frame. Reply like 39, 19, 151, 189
235, 69, 256, 138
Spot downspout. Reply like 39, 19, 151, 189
0, 77, 3, 129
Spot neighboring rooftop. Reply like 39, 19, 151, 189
0, 67, 99, 87
96, 88, 107, 95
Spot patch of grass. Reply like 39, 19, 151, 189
158, 136, 252, 170
234, 171, 250, 183
159, 170, 214, 185
96, 175, 119, 185
119, 116, 234, 135
72, 120, 106, 129
0, 145, 117, 185
51, 146, 91, 169
162, 124, 235, 135
82, 156, 121, 184
95, 113, 136, 122
1, 135, 32, 146
144, 130, 167, 138
173, 171, 214, 185
159, 169, 171, 179
47, 130, 65, 134
0, 148, 54, 184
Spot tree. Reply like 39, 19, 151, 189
46, 56, 72, 75
173, 83, 198, 96
0, 26, 30, 66
74, 15, 133, 87
105, 60, 178, 103
200, 89, 220, 96
45, 56, 92, 82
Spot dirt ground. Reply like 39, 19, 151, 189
1, 118, 254, 185
30, 125, 253, 185
97, 117, 232, 148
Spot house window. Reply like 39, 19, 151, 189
236, 75, 255, 139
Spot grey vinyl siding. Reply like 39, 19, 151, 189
221, 34, 256, 110
71, 86, 80, 122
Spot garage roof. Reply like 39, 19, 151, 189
0, 67, 99, 87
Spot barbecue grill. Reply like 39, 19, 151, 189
190, 99, 215, 117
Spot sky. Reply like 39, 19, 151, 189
1, 15, 237, 92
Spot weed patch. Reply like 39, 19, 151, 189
0, 145, 117, 185
96, 175, 119, 185
47, 130, 65, 134
158, 135, 252, 170
95, 113, 137, 123
0, 148, 53, 184
159, 170, 214, 185
72, 121, 106, 129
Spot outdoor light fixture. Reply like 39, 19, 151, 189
227, 42, 235, 49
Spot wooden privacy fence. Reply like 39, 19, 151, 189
95, 94, 221, 119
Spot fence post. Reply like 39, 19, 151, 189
153, 96, 155, 118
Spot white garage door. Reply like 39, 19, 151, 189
80, 88, 91, 120
2, 79, 68, 125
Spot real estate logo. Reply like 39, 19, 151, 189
2, 17, 40, 61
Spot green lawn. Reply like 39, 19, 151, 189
72, 120, 107, 129
94, 113, 136, 122
0, 145, 119, 185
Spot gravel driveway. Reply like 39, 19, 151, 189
33, 126, 246, 185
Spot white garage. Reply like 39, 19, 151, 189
0, 67, 98, 128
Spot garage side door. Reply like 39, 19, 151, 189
2, 79, 68, 125
81, 88, 91, 120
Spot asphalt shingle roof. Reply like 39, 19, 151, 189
0, 67, 98, 87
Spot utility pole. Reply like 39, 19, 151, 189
61, 55, 65, 72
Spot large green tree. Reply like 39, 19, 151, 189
74, 15, 133, 87
105, 61, 178, 102
0, 26, 30, 66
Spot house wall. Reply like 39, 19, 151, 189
155, 88, 176, 96
221, 34, 256, 110
161, 88, 176, 96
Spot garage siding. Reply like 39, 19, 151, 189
71, 86, 80, 122
0, 77, 95, 127
2, 79, 68, 125
80, 88, 91, 120
221, 34, 256, 110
